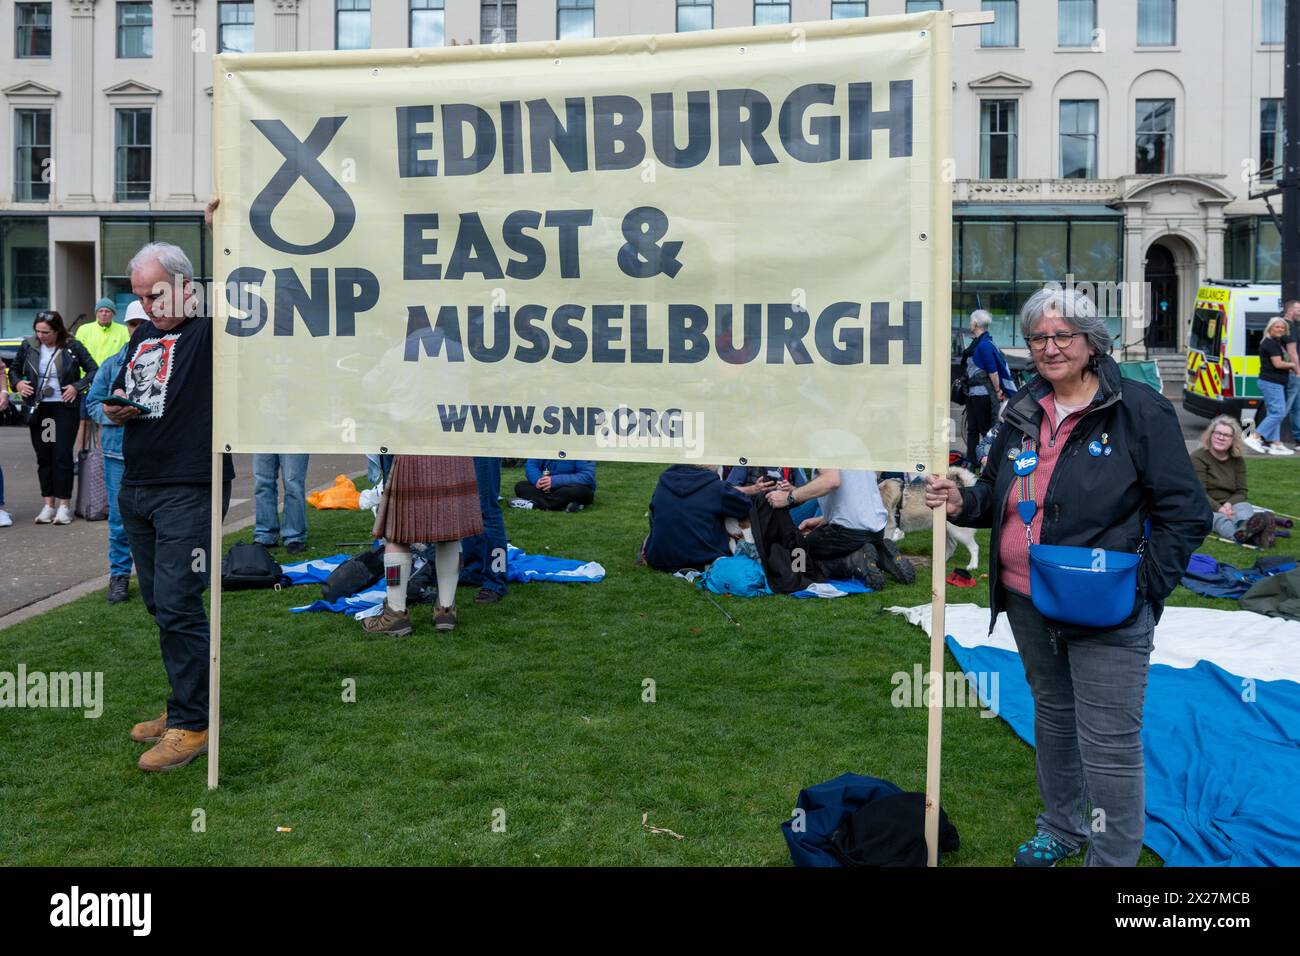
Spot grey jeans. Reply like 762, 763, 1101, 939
1003, 589, 1155, 866
1211, 501, 1255, 540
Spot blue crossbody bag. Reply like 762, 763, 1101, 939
1013, 439, 1144, 628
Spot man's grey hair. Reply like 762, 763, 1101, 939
128, 242, 194, 282
1020, 286, 1112, 355
970, 309, 993, 331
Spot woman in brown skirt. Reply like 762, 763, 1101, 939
364, 455, 483, 635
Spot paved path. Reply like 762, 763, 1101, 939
0, 429, 365, 625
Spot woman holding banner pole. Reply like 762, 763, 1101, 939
363, 455, 482, 635
924, 287, 1209, 866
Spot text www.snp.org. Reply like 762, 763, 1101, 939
436, 404, 705, 455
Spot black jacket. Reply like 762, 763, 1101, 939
645, 465, 752, 572
7, 335, 98, 398
955, 354, 1211, 632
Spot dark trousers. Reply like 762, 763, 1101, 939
461, 457, 509, 595
513, 479, 594, 511
30, 403, 80, 499
966, 394, 993, 465
120, 481, 231, 731
802, 522, 871, 561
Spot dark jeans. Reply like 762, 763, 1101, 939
461, 457, 508, 595
120, 481, 231, 732
965, 393, 993, 465
30, 403, 80, 499
513, 479, 594, 511
1003, 589, 1155, 866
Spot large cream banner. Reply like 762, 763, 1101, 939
212, 12, 952, 472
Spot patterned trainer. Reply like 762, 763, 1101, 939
1013, 830, 1081, 867
362, 601, 413, 637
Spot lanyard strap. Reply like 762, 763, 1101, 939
1016, 438, 1038, 548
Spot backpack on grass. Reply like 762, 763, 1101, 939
221, 542, 288, 591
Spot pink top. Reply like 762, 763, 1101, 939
998, 394, 1092, 595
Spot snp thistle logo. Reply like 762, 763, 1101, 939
249, 116, 355, 254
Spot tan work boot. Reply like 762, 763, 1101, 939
137, 728, 208, 772
362, 600, 413, 636
433, 604, 457, 633
130, 709, 168, 743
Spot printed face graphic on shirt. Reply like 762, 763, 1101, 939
124, 334, 179, 418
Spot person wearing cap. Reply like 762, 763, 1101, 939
85, 301, 149, 604
74, 298, 132, 460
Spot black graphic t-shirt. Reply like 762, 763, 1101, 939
113, 315, 235, 486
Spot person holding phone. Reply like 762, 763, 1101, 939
7, 311, 99, 525
85, 303, 149, 603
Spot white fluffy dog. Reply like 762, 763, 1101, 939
878, 468, 980, 571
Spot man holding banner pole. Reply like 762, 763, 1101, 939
105, 242, 234, 773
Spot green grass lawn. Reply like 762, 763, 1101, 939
1, 459, 1294, 866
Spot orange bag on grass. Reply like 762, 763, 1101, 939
308, 475, 361, 510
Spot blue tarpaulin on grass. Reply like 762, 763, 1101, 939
283, 546, 604, 615
891, 603, 1300, 865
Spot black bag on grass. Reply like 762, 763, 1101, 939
221, 542, 287, 591
829, 792, 960, 867
321, 548, 384, 601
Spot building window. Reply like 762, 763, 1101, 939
411, 0, 445, 46
114, 109, 151, 202
1261, 99, 1285, 181
1135, 99, 1174, 174
831, 2, 868, 18
907, 1, 943, 12
15, 3, 52, 58
677, 0, 712, 31
1226, 217, 1282, 282
1060, 99, 1098, 179
953, 218, 1122, 345
100, 219, 211, 309
14, 109, 52, 202
1263, 0, 1284, 44
218, 1, 254, 53
755, 0, 790, 25
1058, 0, 1095, 47
117, 2, 152, 58
481, 0, 517, 43
336, 0, 370, 50
980, 100, 1017, 179
0, 218, 50, 338
1137, 0, 1175, 45
981, 1, 1017, 47
557, 0, 594, 39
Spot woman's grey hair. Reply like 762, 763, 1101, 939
128, 242, 194, 282
970, 309, 993, 330
1020, 286, 1112, 356
1200, 415, 1244, 459
1266, 316, 1289, 336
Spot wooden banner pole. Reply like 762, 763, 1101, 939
923, 506, 948, 866
208, 452, 223, 789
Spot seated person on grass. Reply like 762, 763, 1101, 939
726, 464, 820, 524
766, 468, 915, 589
1191, 415, 1288, 545
511, 458, 596, 512
641, 464, 753, 572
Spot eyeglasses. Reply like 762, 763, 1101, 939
1212, 431, 1235, 440
1026, 331, 1083, 351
